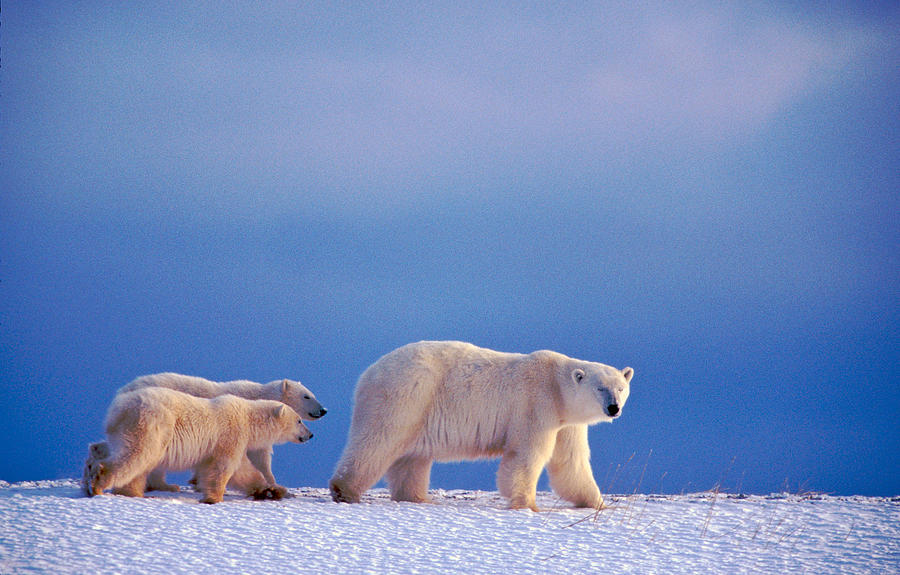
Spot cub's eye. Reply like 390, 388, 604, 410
573, 370, 585, 383
303, 395, 311, 400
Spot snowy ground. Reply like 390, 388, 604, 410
1, 480, 897, 574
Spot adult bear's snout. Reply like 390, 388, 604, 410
607, 404, 620, 417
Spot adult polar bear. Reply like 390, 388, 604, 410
330, 341, 633, 511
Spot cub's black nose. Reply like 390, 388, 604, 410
607, 404, 620, 417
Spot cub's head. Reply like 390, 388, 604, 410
566, 361, 633, 424
272, 379, 328, 420
274, 404, 314, 444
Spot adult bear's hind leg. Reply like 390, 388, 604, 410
330, 439, 406, 504
330, 362, 437, 504
386, 455, 433, 503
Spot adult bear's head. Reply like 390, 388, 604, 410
564, 359, 633, 424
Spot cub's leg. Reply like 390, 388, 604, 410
229, 454, 288, 500
112, 474, 148, 497
145, 467, 180, 492
195, 457, 240, 504
246, 448, 276, 486
89, 438, 164, 498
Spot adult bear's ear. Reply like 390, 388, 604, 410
622, 367, 634, 383
281, 379, 289, 394
572, 369, 586, 384
275, 405, 287, 418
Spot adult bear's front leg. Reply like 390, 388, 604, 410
546, 424, 604, 509
496, 432, 556, 511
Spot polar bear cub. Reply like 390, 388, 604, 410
118, 373, 327, 420
98, 372, 326, 498
330, 341, 633, 511
86, 388, 312, 503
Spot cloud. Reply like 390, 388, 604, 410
7, 2, 894, 216
582, 8, 880, 140
235, 4, 890, 190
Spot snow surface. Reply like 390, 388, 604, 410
1, 480, 897, 574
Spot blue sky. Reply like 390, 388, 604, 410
2, 2, 898, 496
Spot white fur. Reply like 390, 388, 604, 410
86, 388, 311, 503
330, 341, 633, 511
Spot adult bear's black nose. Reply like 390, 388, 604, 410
607, 404, 620, 417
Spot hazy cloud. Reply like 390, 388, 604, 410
6, 2, 895, 214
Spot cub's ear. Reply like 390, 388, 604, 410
274, 405, 287, 418
572, 369, 586, 384
281, 379, 289, 394
622, 367, 634, 383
